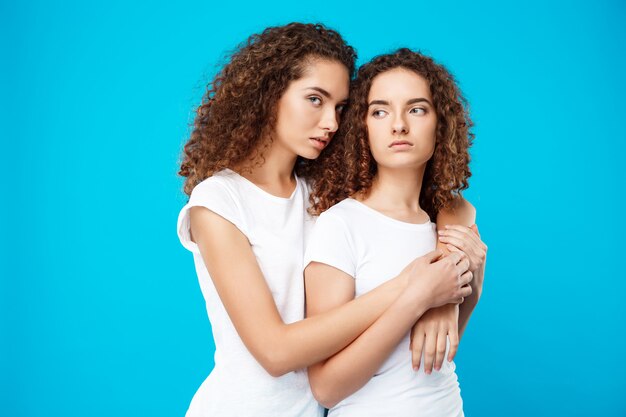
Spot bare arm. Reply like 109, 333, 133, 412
305, 253, 472, 408
436, 197, 477, 232
436, 197, 484, 338
410, 197, 478, 372
439, 224, 486, 338
190, 206, 409, 377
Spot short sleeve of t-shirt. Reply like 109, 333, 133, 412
304, 211, 356, 278
177, 177, 248, 254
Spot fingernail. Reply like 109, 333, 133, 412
438, 230, 444, 235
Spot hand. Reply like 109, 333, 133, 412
409, 303, 459, 374
438, 224, 487, 297
401, 250, 473, 311
438, 224, 487, 272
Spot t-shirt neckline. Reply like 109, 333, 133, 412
223, 168, 300, 202
345, 198, 434, 230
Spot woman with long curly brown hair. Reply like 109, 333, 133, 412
177, 25, 474, 416
304, 48, 488, 416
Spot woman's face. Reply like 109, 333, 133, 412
273, 59, 350, 160
366, 67, 437, 170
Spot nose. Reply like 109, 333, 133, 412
392, 113, 408, 135
319, 106, 339, 133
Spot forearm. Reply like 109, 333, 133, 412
458, 291, 479, 339
458, 263, 484, 339
308, 294, 428, 408
266, 274, 405, 376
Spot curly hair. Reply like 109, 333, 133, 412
179, 22, 357, 195
309, 48, 474, 219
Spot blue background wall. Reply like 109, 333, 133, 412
2, 1, 625, 415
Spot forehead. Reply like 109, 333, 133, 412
291, 59, 350, 98
368, 67, 431, 101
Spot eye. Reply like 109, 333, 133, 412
372, 109, 387, 118
308, 96, 322, 106
336, 104, 346, 114
409, 107, 427, 115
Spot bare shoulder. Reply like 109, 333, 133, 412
437, 196, 476, 227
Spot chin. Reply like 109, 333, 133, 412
378, 158, 426, 170
298, 148, 323, 160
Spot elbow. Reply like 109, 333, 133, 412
309, 377, 340, 409
264, 363, 289, 378
257, 348, 292, 378
248, 326, 299, 377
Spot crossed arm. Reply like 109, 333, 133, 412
190, 206, 411, 377
189, 196, 480, 386
305, 198, 484, 408
410, 199, 487, 373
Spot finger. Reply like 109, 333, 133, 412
446, 243, 467, 262
439, 230, 481, 256
448, 327, 459, 362
455, 257, 471, 275
411, 330, 425, 371
446, 243, 462, 253
438, 234, 471, 254
423, 249, 444, 263
468, 226, 486, 252
447, 245, 473, 268
423, 330, 437, 375
442, 236, 479, 269
442, 226, 483, 251
459, 270, 473, 287
447, 245, 474, 267
468, 224, 487, 251
446, 236, 485, 272
459, 283, 473, 298
434, 329, 448, 371
443, 251, 463, 265
444, 224, 481, 244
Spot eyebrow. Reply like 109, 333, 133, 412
368, 98, 433, 107
304, 87, 348, 103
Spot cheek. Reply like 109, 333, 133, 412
367, 129, 387, 161
275, 107, 300, 142
417, 118, 437, 147
288, 101, 318, 131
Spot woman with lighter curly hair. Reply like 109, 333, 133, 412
177, 25, 475, 416
305, 48, 488, 416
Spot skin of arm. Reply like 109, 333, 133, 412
436, 197, 478, 339
305, 264, 424, 408
190, 206, 411, 377
410, 197, 477, 372
305, 252, 471, 408
439, 223, 486, 338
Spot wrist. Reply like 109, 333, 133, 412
397, 290, 429, 320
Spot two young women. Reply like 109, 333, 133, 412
177, 23, 486, 417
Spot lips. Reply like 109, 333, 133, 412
311, 136, 329, 144
389, 140, 414, 148
310, 136, 330, 149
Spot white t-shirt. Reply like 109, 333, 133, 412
177, 169, 322, 417
304, 198, 464, 417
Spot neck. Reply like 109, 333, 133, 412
237, 137, 298, 187
366, 164, 427, 211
